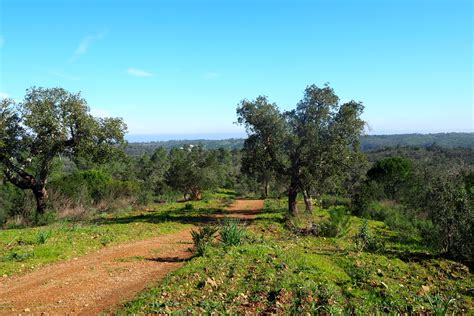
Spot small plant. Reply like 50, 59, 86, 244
184, 203, 195, 210
34, 211, 57, 226
320, 206, 351, 237
36, 230, 51, 244
100, 235, 113, 246
2, 252, 34, 262
191, 225, 218, 256
219, 219, 246, 247
427, 294, 458, 316
353, 220, 385, 252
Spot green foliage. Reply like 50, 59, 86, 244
361, 201, 424, 242
219, 219, 246, 247
367, 156, 412, 200
2, 252, 35, 262
48, 169, 140, 209
72, 169, 112, 203
422, 170, 473, 263
36, 230, 51, 244
119, 203, 473, 314
237, 84, 366, 214
191, 226, 218, 256
320, 194, 351, 209
320, 206, 351, 238
125, 133, 474, 157
353, 220, 385, 252
361, 133, 474, 151
0, 87, 127, 214
166, 145, 220, 200
34, 211, 58, 226
0, 180, 28, 223
426, 294, 458, 316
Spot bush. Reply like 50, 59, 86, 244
48, 170, 141, 213
219, 219, 246, 247
353, 220, 385, 252
49, 169, 109, 205
320, 206, 351, 237
423, 172, 473, 263
191, 226, 218, 256
362, 200, 420, 240
184, 203, 195, 210
0, 181, 38, 226
320, 195, 351, 209
426, 294, 458, 316
36, 230, 51, 244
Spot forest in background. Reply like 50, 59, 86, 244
125, 132, 474, 156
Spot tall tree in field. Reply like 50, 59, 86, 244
237, 84, 365, 215
166, 145, 219, 200
0, 87, 127, 214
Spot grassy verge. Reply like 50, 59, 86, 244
119, 199, 473, 314
0, 192, 233, 277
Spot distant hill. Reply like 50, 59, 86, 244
126, 132, 474, 156
360, 132, 474, 151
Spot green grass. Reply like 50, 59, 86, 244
0, 196, 230, 277
119, 199, 473, 314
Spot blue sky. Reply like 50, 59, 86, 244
0, 0, 472, 140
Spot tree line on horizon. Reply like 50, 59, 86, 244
0, 85, 472, 266
125, 132, 474, 156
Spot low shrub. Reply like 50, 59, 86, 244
219, 219, 246, 247
36, 230, 51, 244
320, 206, 351, 237
361, 201, 421, 242
353, 220, 385, 252
320, 195, 351, 209
426, 294, 458, 316
191, 225, 218, 256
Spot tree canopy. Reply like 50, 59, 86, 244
166, 145, 219, 200
237, 84, 365, 214
0, 87, 127, 214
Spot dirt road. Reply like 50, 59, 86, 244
0, 200, 264, 315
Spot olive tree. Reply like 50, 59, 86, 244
166, 145, 219, 200
237, 84, 365, 215
0, 87, 127, 214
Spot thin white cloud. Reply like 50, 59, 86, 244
0, 92, 9, 99
49, 70, 80, 81
127, 67, 153, 77
69, 30, 108, 63
202, 72, 220, 80
0, 35, 4, 48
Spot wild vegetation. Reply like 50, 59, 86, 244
0, 85, 472, 314
125, 133, 474, 156
119, 200, 473, 314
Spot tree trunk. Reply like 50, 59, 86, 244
303, 190, 313, 212
288, 183, 299, 216
264, 179, 269, 198
190, 189, 202, 201
33, 186, 48, 214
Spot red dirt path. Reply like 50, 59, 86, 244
0, 199, 264, 315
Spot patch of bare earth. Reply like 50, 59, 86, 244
221, 199, 265, 220
0, 200, 264, 315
